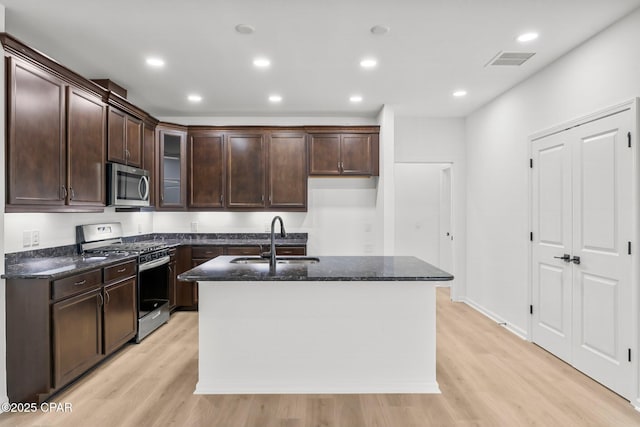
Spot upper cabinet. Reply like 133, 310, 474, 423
309, 131, 379, 176
225, 132, 266, 208
187, 129, 308, 211
158, 125, 187, 210
267, 132, 307, 209
142, 123, 156, 207
67, 87, 107, 206
6, 56, 106, 212
188, 131, 225, 209
107, 107, 142, 167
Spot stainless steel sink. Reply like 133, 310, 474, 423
230, 256, 320, 264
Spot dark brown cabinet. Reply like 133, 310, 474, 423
7, 57, 66, 208
103, 277, 137, 355
67, 87, 107, 206
143, 124, 156, 207
52, 288, 103, 389
226, 133, 266, 208
7, 261, 137, 402
107, 107, 142, 167
267, 133, 307, 209
6, 56, 107, 212
309, 133, 378, 176
189, 131, 225, 208
158, 126, 187, 209
175, 245, 196, 308
168, 248, 177, 310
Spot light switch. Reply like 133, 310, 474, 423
32, 230, 40, 246
22, 231, 31, 248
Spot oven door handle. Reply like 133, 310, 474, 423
138, 255, 170, 272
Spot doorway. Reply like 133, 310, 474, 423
529, 102, 636, 400
394, 162, 454, 281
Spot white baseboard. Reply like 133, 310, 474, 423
195, 381, 441, 395
461, 297, 528, 340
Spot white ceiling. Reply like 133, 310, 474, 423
2, 0, 639, 118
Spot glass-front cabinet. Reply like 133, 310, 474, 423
158, 126, 187, 209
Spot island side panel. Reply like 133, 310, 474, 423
196, 280, 439, 394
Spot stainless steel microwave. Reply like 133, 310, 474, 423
107, 163, 150, 207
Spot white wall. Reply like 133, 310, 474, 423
465, 8, 640, 336
394, 164, 443, 265
393, 117, 466, 300
3, 210, 154, 253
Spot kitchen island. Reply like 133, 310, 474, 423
178, 256, 453, 394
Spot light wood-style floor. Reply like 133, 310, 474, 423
2, 287, 640, 426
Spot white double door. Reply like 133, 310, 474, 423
531, 108, 634, 399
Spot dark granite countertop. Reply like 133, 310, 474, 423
3, 253, 137, 280
3, 233, 308, 280
158, 237, 308, 248
178, 256, 454, 282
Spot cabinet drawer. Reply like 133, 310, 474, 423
226, 246, 261, 256
51, 269, 102, 301
103, 260, 137, 284
191, 246, 224, 259
275, 246, 306, 256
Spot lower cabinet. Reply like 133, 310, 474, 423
52, 288, 103, 389
103, 278, 137, 355
7, 261, 137, 402
175, 245, 196, 309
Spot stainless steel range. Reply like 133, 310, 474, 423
77, 222, 170, 342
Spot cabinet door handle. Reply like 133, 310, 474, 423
117, 267, 127, 273
61, 185, 68, 199
126, 149, 130, 159
73, 280, 86, 286
70, 187, 75, 200
98, 293, 104, 307
105, 290, 110, 305
220, 194, 223, 204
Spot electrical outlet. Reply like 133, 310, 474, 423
138, 223, 142, 233
264, 222, 270, 232
22, 231, 31, 248
31, 230, 40, 246
191, 222, 198, 233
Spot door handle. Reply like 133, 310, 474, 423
571, 256, 581, 265
554, 254, 571, 262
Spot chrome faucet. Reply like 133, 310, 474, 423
264, 216, 286, 269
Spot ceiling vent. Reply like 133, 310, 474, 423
486, 51, 535, 67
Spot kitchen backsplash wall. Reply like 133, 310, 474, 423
3, 210, 154, 253
4, 178, 382, 256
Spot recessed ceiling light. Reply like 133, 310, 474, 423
253, 58, 271, 68
370, 25, 390, 35
350, 95, 363, 103
187, 94, 202, 102
269, 94, 282, 103
517, 32, 539, 43
235, 24, 255, 34
145, 57, 165, 68
452, 90, 467, 97
360, 58, 377, 69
